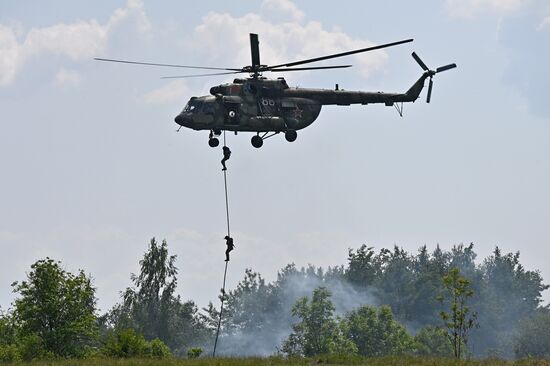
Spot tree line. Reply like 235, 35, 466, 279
1, 238, 549, 362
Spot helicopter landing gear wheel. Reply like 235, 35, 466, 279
285, 129, 297, 142
208, 137, 219, 147
251, 135, 263, 148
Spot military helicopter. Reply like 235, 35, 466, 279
95, 34, 456, 148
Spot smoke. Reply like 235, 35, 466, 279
212, 264, 378, 356
202, 244, 549, 358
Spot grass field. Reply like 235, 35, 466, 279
9, 356, 550, 366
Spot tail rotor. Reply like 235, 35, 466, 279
412, 52, 456, 103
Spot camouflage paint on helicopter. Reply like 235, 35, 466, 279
174, 65, 437, 148
96, 34, 455, 148
175, 77, 321, 134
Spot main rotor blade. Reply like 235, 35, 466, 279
269, 65, 352, 72
250, 33, 261, 67
160, 71, 243, 79
436, 63, 457, 73
94, 58, 241, 71
427, 78, 433, 103
412, 52, 428, 71
267, 38, 413, 69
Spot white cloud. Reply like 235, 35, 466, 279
143, 80, 190, 104
23, 21, 108, 61
260, 0, 304, 22
445, 0, 527, 19
0, 25, 22, 85
538, 16, 550, 29
0, 0, 151, 87
53, 68, 81, 88
191, 3, 389, 80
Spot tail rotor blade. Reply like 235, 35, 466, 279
427, 78, 433, 103
436, 63, 457, 73
412, 52, 428, 71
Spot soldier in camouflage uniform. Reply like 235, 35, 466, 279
221, 146, 231, 171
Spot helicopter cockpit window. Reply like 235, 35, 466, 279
183, 100, 203, 113
203, 102, 215, 115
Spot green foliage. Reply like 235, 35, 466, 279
0, 312, 16, 346
11, 257, 98, 358
342, 305, 414, 357
211, 244, 548, 358
438, 268, 477, 359
0, 356, 550, 365
2, 242, 548, 360
187, 347, 203, 359
0, 343, 20, 363
102, 328, 171, 359
106, 238, 210, 355
372, 247, 417, 322
17, 333, 48, 361
103, 328, 148, 358
282, 287, 357, 357
472, 247, 549, 357
346, 245, 378, 288
117, 238, 179, 339
514, 310, 550, 358
221, 269, 274, 349
149, 338, 172, 358
414, 326, 453, 357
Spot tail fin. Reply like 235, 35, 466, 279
403, 73, 430, 102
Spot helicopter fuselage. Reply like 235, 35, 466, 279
174, 76, 422, 137
175, 77, 320, 134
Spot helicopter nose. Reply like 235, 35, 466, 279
174, 113, 186, 126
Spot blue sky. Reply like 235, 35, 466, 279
1, 0, 549, 312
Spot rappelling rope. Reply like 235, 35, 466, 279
213, 130, 231, 357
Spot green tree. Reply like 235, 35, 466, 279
408, 246, 447, 326
414, 326, 453, 357
514, 311, 550, 358
216, 269, 277, 354
472, 247, 548, 357
107, 238, 209, 354
342, 305, 414, 357
11, 258, 98, 358
346, 245, 378, 288
373, 246, 416, 322
124, 237, 178, 341
282, 287, 356, 357
437, 267, 477, 359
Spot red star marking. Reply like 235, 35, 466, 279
230, 85, 241, 94
293, 106, 303, 118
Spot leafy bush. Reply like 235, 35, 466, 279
102, 329, 171, 359
0, 344, 21, 363
187, 347, 203, 358
17, 333, 47, 361
149, 338, 171, 358
103, 329, 148, 358
342, 305, 414, 357
414, 326, 453, 357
